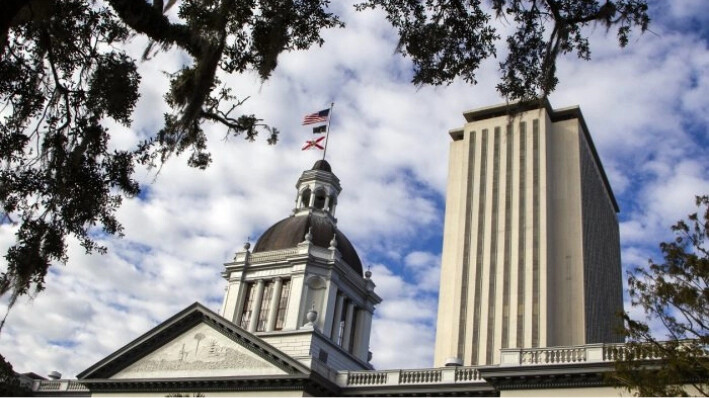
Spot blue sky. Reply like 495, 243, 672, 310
1, 0, 708, 377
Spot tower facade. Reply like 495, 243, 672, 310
220, 160, 381, 370
434, 101, 623, 367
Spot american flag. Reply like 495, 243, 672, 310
302, 109, 330, 125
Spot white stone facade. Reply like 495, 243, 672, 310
219, 163, 381, 369
434, 101, 623, 367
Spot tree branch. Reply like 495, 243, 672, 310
106, 0, 206, 57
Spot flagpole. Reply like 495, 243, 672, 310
321, 102, 334, 161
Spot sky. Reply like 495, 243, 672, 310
1, 0, 708, 378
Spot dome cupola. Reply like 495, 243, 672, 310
253, 160, 362, 275
220, 160, 380, 370
294, 160, 341, 218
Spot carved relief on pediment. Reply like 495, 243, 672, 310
112, 323, 287, 379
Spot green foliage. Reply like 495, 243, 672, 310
491, 0, 650, 99
0, 0, 649, 328
357, 0, 649, 98
0, 353, 32, 396
612, 195, 709, 396
0, 0, 141, 322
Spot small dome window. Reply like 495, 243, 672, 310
301, 188, 312, 208
313, 189, 327, 210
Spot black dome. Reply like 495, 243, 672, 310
311, 160, 332, 172
253, 213, 362, 276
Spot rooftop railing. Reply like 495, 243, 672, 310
338, 366, 484, 387
34, 379, 89, 393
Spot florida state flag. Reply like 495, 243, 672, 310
302, 136, 325, 150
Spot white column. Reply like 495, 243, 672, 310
266, 277, 283, 332
219, 284, 230, 317
284, 274, 305, 330
354, 309, 373, 361
330, 294, 345, 341
323, 195, 331, 211
233, 280, 250, 326
220, 281, 240, 321
248, 280, 265, 333
320, 281, 338, 332
308, 188, 315, 207
341, 302, 356, 350
352, 309, 365, 358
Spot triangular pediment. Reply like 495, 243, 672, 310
112, 322, 286, 379
78, 303, 308, 380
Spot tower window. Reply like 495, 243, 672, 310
301, 188, 312, 208
240, 283, 255, 330
257, 283, 274, 332
313, 189, 326, 209
337, 298, 348, 346
275, 280, 291, 330
348, 308, 358, 353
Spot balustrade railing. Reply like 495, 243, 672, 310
347, 371, 388, 385
341, 366, 483, 387
67, 381, 89, 392
520, 346, 586, 364
399, 369, 441, 384
37, 381, 61, 391
603, 343, 665, 361
455, 367, 481, 381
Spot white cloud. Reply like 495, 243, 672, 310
368, 264, 437, 369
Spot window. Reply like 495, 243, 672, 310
239, 278, 291, 332
240, 283, 255, 330
275, 280, 291, 330
337, 298, 348, 346
313, 189, 326, 209
256, 283, 274, 332
348, 308, 358, 353
301, 188, 311, 208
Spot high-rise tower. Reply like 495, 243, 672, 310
434, 101, 623, 367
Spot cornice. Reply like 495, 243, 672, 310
479, 361, 615, 390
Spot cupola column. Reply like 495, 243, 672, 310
266, 277, 284, 332
248, 279, 266, 333
341, 301, 356, 350
331, 294, 345, 341
284, 274, 306, 330
320, 281, 339, 333
353, 308, 374, 360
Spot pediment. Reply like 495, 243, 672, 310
78, 303, 308, 380
112, 322, 286, 379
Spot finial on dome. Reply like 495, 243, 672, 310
311, 160, 332, 172
304, 227, 312, 242
329, 233, 338, 250
365, 265, 372, 279
305, 303, 318, 328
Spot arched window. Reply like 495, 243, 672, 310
313, 188, 327, 210
300, 188, 311, 208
